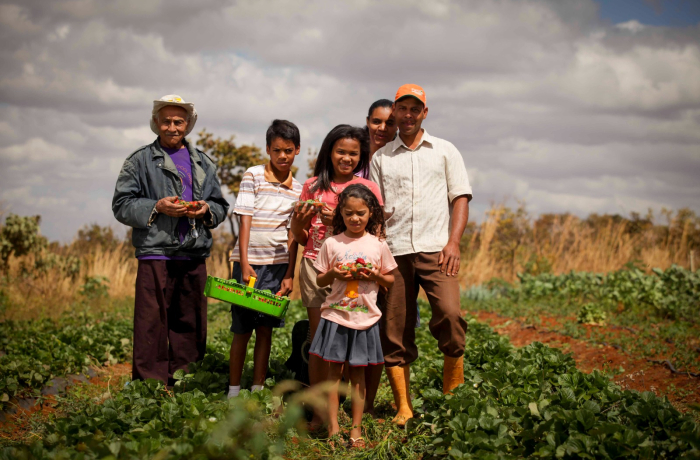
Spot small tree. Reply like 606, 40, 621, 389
0, 214, 47, 272
196, 129, 298, 247
72, 223, 120, 254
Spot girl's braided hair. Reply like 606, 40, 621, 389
332, 184, 386, 239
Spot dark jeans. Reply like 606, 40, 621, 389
133, 259, 208, 383
229, 262, 288, 334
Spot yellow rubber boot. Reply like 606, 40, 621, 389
386, 365, 413, 426
443, 355, 465, 394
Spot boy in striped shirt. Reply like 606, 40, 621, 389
228, 119, 303, 398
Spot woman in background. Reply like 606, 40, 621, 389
357, 99, 397, 179
360, 98, 398, 415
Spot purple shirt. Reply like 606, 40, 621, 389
139, 145, 193, 260
355, 165, 369, 179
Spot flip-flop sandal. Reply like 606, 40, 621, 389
348, 437, 366, 449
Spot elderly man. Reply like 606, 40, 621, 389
113, 95, 229, 385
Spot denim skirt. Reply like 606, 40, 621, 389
309, 318, 384, 367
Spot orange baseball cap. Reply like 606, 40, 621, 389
395, 84, 426, 105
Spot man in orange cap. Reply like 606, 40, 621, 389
370, 84, 472, 425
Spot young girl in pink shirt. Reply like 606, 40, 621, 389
290, 124, 383, 430
308, 184, 397, 448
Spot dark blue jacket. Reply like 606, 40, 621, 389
112, 138, 229, 258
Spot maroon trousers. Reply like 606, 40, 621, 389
133, 259, 208, 383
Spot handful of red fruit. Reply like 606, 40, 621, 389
175, 198, 203, 210
294, 199, 325, 211
337, 257, 373, 279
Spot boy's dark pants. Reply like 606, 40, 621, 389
133, 259, 208, 384
380, 252, 467, 367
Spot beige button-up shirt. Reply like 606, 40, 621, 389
370, 130, 472, 256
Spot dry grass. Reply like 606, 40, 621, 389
0, 236, 298, 321
1, 244, 137, 320
459, 205, 699, 286
1, 205, 697, 320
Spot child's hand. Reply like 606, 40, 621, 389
293, 202, 316, 225
294, 201, 318, 214
277, 276, 293, 296
319, 206, 334, 226
241, 263, 257, 284
357, 265, 381, 282
331, 264, 354, 281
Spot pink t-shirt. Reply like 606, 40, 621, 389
313, 233, 398, 330
300, 176, 383, 260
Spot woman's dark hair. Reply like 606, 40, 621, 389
266, 119, 300, 148
367, 99, 393, 119
311, 124, 369, 193
332, 184, 385, 239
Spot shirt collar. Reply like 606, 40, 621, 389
392, 129, 433, 152
264, 162, 294, 188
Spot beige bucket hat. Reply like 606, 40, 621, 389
150, 94, 198, 136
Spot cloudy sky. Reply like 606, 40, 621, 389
1, 0, 699, 242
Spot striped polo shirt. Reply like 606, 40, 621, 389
230, 164, 302, 265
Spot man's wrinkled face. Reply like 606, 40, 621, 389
157, 106, 188, 148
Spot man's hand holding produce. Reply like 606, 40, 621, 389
156, 196, 188, 217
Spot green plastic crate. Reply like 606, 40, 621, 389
203, 276, 290, 318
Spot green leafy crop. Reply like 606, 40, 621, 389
0, 312, 132, 409
514, 266, 699, 321
577, 303, 607, 325
2, 299, 698, 459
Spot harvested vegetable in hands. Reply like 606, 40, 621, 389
175, 198, 203, 210
338, 257, 374, 279
294, 199, 325, 211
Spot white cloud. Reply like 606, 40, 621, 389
0, 4, 42, 34
47, 24, 70, 42
0, 0, 698, 241
616, 20, 646, 33
0, 137, 75, 163
560, 39, 700, 111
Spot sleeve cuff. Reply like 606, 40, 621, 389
448, 190, 473, 203
147, 204, 158, 227
381, 262, 398, 275
203, 208, 215, 227
234, 207, 254, 217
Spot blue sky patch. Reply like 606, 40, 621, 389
597, 0, 700, 26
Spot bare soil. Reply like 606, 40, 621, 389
0, 363, 132, 443
469, 311, 700, 412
